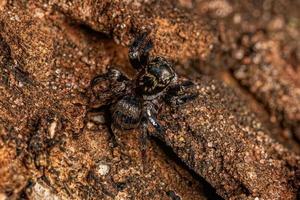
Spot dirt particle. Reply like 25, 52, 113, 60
0, 193, 6, 200
48, 120, 57, 139
91, 115, 106, 124
202, 0, 233, 18
233, 13, 242, 24
0, 0, 6, 11
31, 182, 61, 200
86, 122, 95, 129
207, 142, 213, 147
179, 137, 185, 142
98, 163, 110, 176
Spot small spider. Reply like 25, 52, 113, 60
89, 32, 198, 152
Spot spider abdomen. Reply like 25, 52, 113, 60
110, 95, 142, 130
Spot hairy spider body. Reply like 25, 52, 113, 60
90, 32, 197, 150
110, 95, 142, 130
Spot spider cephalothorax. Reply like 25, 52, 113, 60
136, 57, 176, 98
89, 32, 198, 150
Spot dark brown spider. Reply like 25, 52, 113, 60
89, 32, 198, 152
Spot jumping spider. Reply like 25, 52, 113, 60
89, 33, 198, 152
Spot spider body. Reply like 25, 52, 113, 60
90, 32, 197, 148
110, 95, 142, 130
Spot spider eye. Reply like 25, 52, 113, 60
137, 57, 175, 95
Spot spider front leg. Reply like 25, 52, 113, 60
89, 68, 129, 109
128, 32, 153, 70
164, 80, 199, 106
91, 68, 128, 86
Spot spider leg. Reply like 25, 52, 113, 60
108, 124, 118, 148
144, 102, 165, 136
137, 102, 165, 171
89, 68, 129, 109
91, 68, 128, 87
139, 119, 148, 163
128, 32, 153, 70
164, 80, 198, 106
107, 68, 129, 82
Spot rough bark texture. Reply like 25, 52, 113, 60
153, 77, 299, 199
0, 0, 299, 200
